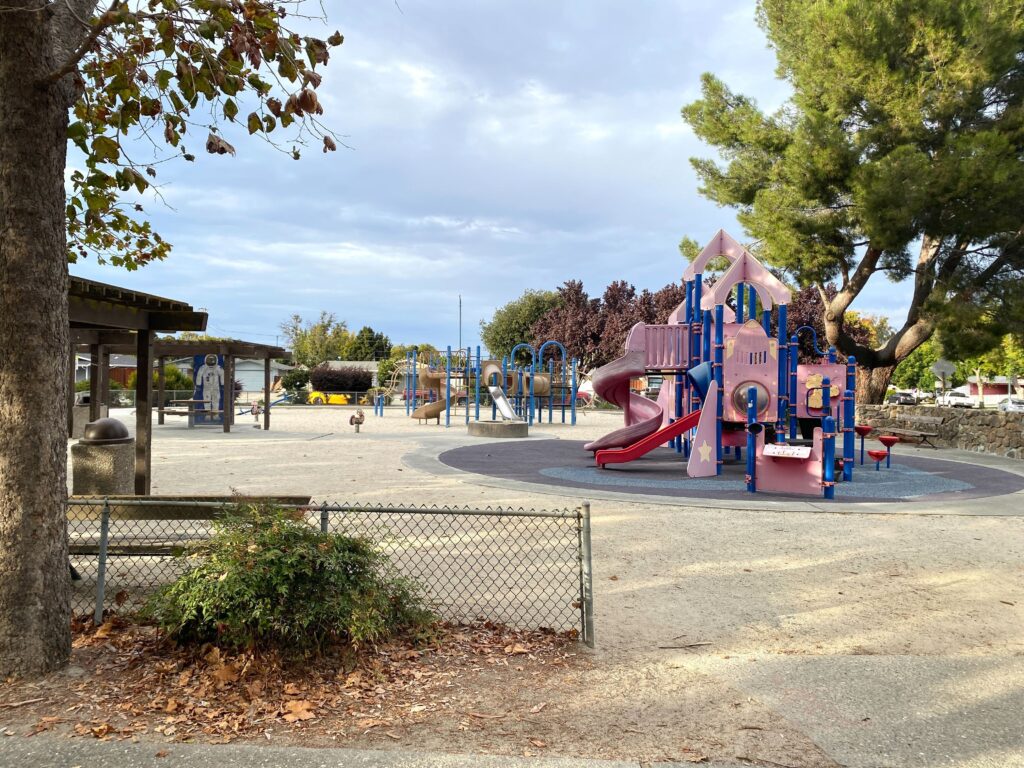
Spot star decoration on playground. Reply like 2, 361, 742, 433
697, 441, 713, 463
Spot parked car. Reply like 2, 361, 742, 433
997, 397, 1024, 413
886, 391, 916, 405
937, 390, 975, 408
308, 391, 351, 405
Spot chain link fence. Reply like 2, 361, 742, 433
66, 499, 594, 646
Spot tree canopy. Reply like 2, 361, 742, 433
280, 312, 353, 368
682, 0, 1024, 401
480, 290, 560, 362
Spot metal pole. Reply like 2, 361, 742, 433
714, 304, 724, 475
748, 285, 757, 324
789, 334, 799, 439
320, 501, 329, 533
570, 358, 577, 426
445, 346, 451, 428
777, 304, 788, 441
465, 346, 471, 425
823, 414, 836, 500
580, 501, 594, 648
412, 350, 419, 415
548, 359, 554, 424
702, 309, 712, 363
475, 346, 481, 421
746, 386, 757, 493
736, 283, 745, 324
94, 499, 111, 626
843, 389, 855, 481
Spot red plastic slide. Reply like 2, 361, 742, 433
595, 409, 703, 468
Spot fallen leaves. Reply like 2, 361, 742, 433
0, 619, 576, 747
281, 700, 316, 723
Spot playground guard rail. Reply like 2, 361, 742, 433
65, 498, 595, 647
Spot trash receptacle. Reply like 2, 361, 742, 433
71, 418, 135, 495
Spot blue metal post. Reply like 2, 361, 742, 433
777, 304, 788, 441
405, 351, 411, 416
762, 306, 771, 334
702, 309, 712, 363
548, 359, 554, 423
465, 346, 471, 425
789, 334, 799, 439
828, 345, 837, 364
445, 346, 451, 428
746, 386, 757, 493
412, 350, 419, 414
748, 286, 757, 324
528, 360, 535, 425
822, 414, 836, 500
737, 283, 745, 323
570, 358, 578, 426
843, 389, 855, 481
822, 376, 832, 416
714, 304, 724, 475
475, 346, 481, 421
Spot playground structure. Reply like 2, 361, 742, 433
586, 230, 857, 499
391, 343, 580, 428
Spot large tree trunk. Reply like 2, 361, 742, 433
0, 5, 73, 675
857, 365, 896, 405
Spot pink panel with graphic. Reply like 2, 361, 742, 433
686, 385, 719, 478
754, 427, 823, 496
721, 321, 778, 422
795, 364, 847, 418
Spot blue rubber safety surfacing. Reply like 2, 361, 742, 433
439, 439, 1024, 504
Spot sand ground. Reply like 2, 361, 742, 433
63, 405, 1024, 767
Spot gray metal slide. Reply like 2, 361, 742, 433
488, 385, 523, 422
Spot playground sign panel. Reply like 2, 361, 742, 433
763, 443, 812, 459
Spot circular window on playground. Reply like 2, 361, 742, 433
732, 381, 770, 416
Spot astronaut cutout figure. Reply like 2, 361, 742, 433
194, 354, 224, 422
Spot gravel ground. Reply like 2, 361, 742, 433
59, 406, 1024, 767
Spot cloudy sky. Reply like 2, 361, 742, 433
70, 0, 909, 352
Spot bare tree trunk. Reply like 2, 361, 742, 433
0, 5, 73, 675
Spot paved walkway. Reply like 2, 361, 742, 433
0, 738, 749, 768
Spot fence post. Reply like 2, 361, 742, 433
320, 501, 329, 534
580, 501, 594, 648
94, 498, 111, 626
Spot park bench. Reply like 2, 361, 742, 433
876, 415, 944, 449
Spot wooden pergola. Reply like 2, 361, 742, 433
69, 277, 207, 495
99, 339, 288, 434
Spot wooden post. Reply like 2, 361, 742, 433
223, 353, 235, 433
157, 355, 166, 425
98, 345, 110, 410
263, 356, 271, 430
88, 343, 101, 421
135, 330, 153, 495
67, 343, 77, 436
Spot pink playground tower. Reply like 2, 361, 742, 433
584, 230, 857, 499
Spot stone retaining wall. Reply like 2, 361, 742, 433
857, 404, 1024, 460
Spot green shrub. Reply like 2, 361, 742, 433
143, 504, 432, 654
281, 368, 310, 404
309, 364, 373, 393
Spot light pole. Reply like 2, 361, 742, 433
458, 294, 462, 351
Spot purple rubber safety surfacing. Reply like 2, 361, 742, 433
439, 440, 1024, 504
